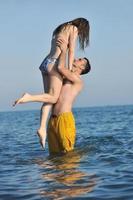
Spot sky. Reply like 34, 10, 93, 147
0, 0, 133, 111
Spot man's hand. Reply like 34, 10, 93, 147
56, 38, 67, 52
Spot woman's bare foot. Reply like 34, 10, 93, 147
37, 128, 46, 149
13, 93, 31, 106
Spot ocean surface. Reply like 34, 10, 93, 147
0, 105, 133, 200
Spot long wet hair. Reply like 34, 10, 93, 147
53, 18, 90, 50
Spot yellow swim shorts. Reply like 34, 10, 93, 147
47, 112, 76, 154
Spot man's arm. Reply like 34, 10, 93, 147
57, 39, 81, 83
58, 64, 80, 83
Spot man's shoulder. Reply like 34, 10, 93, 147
73, 74, 83, 84
72, 75, 83, 90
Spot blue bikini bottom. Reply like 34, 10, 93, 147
39, 57, 57, 73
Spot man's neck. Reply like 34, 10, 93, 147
74, 71, 80, 77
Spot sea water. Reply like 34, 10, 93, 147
0, 105, 133, 200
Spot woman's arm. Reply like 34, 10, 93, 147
68, 26, 78, 70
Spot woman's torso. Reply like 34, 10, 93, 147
46, 24, 75, 59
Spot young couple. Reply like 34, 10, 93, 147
13, 18, 91, 154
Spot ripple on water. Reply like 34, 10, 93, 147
0, 106, 133, 199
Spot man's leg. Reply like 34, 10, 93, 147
57, 112, 76, 153
47, 116, 61, 154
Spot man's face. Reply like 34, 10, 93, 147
72, 58, 87, 73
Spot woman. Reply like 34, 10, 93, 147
14, 18, 90, 149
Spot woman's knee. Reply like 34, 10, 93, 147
52, 96, 58, 104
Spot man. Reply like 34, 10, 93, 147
47, 39, 91, 154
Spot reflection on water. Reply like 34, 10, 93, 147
2, 106, 132, 199
35, 150, 97, 199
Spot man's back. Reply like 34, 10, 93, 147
52, 78, 83, 115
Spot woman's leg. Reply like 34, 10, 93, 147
38, 71, 63, 149
13, 71, 63, 149
13, 92, 57, 105
37, 72, 52, 149
13, 71, 63, 105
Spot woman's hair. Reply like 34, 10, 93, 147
53, 18, 90, 50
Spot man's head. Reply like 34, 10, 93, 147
72, 57, 91, 75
